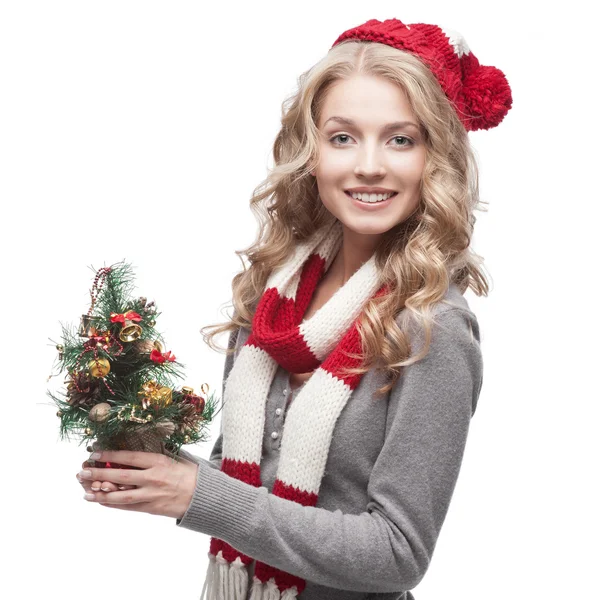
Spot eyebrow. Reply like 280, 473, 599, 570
322, 116, 420, 132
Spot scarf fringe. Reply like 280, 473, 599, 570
249, 577, 299, 600
200, 551, 249, 600
200, 552, 300, 600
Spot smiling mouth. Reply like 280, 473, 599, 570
345, 191, 398, 203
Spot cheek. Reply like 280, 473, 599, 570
316, 149, 352, 180
391, 153, 425, 182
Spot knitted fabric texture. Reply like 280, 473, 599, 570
331, 18, 513, 132
201, 217, 387, 599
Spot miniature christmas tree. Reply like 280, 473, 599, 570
47, 261, 219, 466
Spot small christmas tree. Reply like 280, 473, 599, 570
47, 261, 219, 466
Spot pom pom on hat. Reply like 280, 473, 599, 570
461, 61, 513, 131
331, 19, 512, 132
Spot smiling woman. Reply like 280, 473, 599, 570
189, 18, 510, 597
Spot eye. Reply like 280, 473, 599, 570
391, 136, 414, 147
329, 134, 414, 148
330, 134, 352, 145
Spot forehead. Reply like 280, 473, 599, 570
318, 75, 416, 126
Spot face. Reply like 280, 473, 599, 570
312, 74, 426, 245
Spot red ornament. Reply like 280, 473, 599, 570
110, 311, 142, 325
150, 349, 176, 363
183, 393, 205, 415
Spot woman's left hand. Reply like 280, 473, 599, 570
77, 450, 198, 520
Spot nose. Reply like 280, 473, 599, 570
353, 143, 386, 178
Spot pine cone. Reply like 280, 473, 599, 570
177, 404, 202, 435
66, 372, 102, 407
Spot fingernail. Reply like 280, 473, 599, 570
79, 470, 92, 478
91, 486, 100, 491
84, 493, 95, 500
101, 487, 110, 491
90, 452, 101, 460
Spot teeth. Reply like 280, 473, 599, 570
350, 192, 394, 203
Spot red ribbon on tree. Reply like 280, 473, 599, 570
110, 311, 142, 324
150, 349, 176, 363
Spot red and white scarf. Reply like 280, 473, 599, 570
201, 217, 387, 599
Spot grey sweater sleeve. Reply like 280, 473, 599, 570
177, 326, 240, 468
176, 308, 483, 592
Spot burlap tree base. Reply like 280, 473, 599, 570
91, 421, 179, 466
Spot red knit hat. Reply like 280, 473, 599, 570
331, 18, 512, 132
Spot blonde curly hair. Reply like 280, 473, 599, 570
200, 40, 490, 396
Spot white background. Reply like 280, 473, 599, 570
2, 1, 598, 599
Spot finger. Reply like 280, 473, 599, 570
79, 466, 145, 487
91, 450, 168, 469
99, 481, 136, 491
85, 488, 147, 505
98, 502, 142, 511
76, 472, 94, 493
92, 480, 121, 492
79, 473, 134, 492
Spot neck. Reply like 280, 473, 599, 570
328, 224, 382, 285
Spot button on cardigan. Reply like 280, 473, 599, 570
176, 283, 483, 599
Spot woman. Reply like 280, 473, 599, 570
77, 17, 512, 600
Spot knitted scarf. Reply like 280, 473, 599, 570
201, 217, 387, 599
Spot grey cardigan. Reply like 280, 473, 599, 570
176, 283, 484, 599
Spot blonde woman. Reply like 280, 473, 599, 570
77, 17, 512, 600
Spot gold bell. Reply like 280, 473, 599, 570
119, 319, 143, 342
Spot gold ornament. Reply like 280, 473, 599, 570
182, 386, 194, 395
116, 404, 153, 423
184, 435, 190, 443
84, 427, 93, 435
119, 319, 142, 343
88, 402, 111, 423
88, 357, 110, 378
79, 315, 103, 338
157, 386, 172, 406
137, 380, 173, 409
56, 410, 63, 417
148, 319, 156, 327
